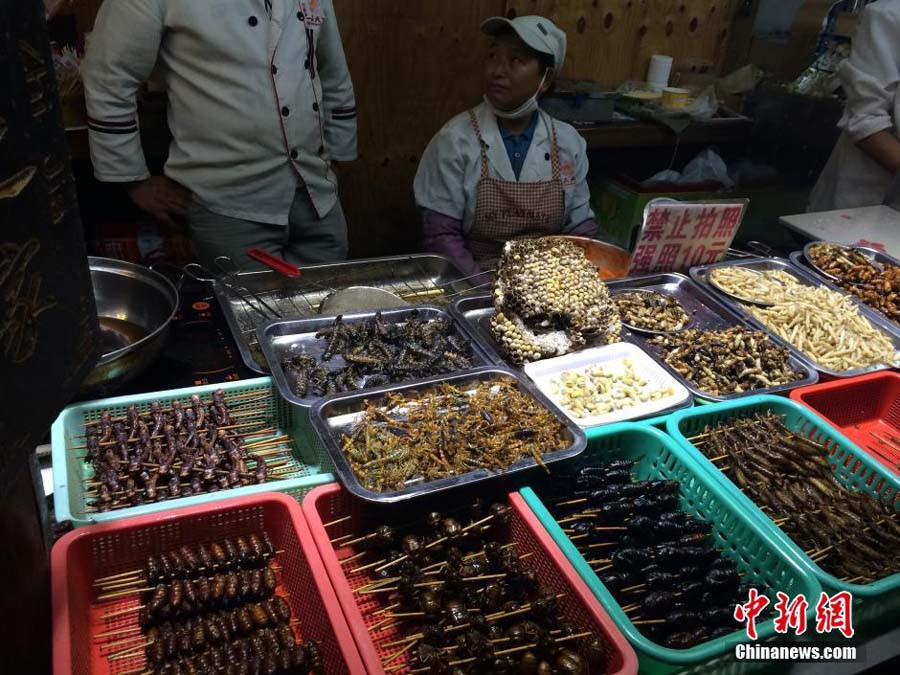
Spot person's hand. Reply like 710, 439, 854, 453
126, 176, 192, 226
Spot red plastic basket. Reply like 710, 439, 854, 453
302, 483, 638, 675
51, 492, 365, 675
791, 371, 900, 475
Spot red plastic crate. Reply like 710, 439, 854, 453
51, 492, 365, 675
303, 483, 638, 675
791, 371, 900, 475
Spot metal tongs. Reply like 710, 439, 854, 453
184, 256, 282, 321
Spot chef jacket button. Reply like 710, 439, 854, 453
290, 150, 299, 160
318, 145, 325, 155
312, 102, 319, 112
544, 152, 550, 160
271, 64, 278, 74
281, 106, 290, 117
248, 16, 258, 26
297, 11, 303, 20
304, 59, 310, 69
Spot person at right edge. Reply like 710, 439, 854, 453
414, 15, 598, 277
809, 0, 900, 212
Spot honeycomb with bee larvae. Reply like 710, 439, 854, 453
490, 238, 622, 365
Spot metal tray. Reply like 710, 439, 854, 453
214, 254, 479, 374
310, 366, 587, 504
690, 257, 900, 378
789, 245, 900, 330
606, 273, 818, 401
257, 306, 494, 407
451, 278, 818, 401
448, 294, 507, 366
448, 295, 632, 370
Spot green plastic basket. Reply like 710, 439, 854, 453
666, 395, 900, 597
51, 376, 335, 527
520, 423, 822, 675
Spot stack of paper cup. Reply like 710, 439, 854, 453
647, 54, 673, 92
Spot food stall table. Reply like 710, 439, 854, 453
779, 205, 900, 257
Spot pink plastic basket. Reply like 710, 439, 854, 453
303, 482, 638, 675
51, 492, 365, 675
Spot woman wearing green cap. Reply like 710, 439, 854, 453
414, 15, 598, 276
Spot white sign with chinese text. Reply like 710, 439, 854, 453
627, 198, 749, 276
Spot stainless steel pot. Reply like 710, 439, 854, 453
79, 257, 179, 395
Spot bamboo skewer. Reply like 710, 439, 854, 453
405, 631, 592, 672
379, 594, 566, 649
93, 625, 142, 640
870, 431, 900, 453
80, 395, 269, 429
323, 515, 352, 528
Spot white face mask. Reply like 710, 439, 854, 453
485, 70, 549, 120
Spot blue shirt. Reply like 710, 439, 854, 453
498, 112, 539, 180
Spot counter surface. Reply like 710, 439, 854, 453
780, 205, 900, 257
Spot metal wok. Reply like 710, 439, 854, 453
79, 257, 178, 395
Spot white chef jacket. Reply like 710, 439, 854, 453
413, 101, 594, 231
83, 0, 357, 225
809, 0, 900, 212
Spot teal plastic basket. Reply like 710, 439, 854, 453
637, 413, 670, 429
666, 395, 900, 597
520, 423, 822, 675
51, 376, 335, 527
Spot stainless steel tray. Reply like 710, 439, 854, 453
789, 246, 900, 330
690, 257, 900, 378
257, 306, 493, 407
448, 294, 507, 367
448, 295, 629, 370
310, 366, 587, 504
606, 273, 818, 401
451, 279, 818, 402
214, 254, 478, 374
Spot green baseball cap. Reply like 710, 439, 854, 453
481, 15, 567, 73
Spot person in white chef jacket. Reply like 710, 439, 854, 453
413, 16, 598, 277
83, 0, 357, 268
809, 0, 900, 212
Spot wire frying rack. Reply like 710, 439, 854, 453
200, 254, 489, 373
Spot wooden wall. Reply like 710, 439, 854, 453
68, 0, 742, 258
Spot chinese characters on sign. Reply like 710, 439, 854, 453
627, 199, 749, 276
734, 589, 854, 640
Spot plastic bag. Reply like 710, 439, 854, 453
682, 85, 718, 120
681, 148, 733, 186
644, 147, 733, 187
